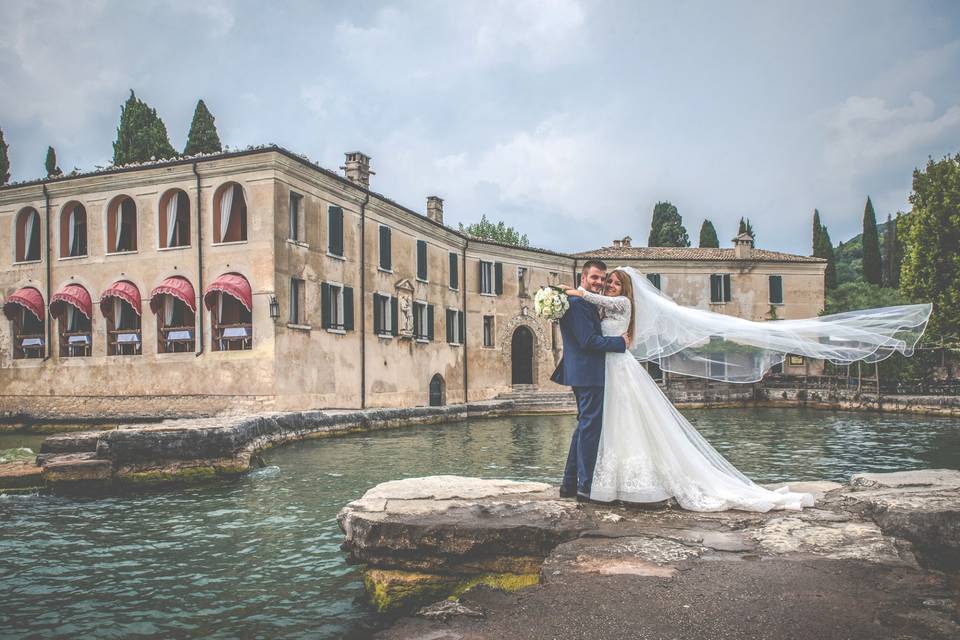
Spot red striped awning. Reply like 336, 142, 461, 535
99, 280, 142, 317
3, 287, 45, 322
204, 273, 252, 311
50, 284, 92, 319
149, 276, 196, 314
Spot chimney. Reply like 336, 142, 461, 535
426, 196, 444, 224
733, 232, 754, 259
612, 239, 622, 248
341, 151, 374, 188
622, 235, 632, 247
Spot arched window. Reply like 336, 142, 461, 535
50, 283, 92, 357
150, 276, 197, 353
107, 196, 137, 253
213, 182, 247, 243
59, 202, 87, 258
159, 189, 191, 248
14, 208, 41, 263
100, 280, 142, 356
205, 272, 252, 351
3, 287, 45, 359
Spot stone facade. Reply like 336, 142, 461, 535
0, 147, 826, 418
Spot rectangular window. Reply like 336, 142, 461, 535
327, 206, 344, 256
646, 273, 661, 290
769, 275, 783, 304
479, 261, 501, 294
320, 282, 352, 331
449, 252, 459, 289
417, 240, 428, 281
290, 278, 305, 324
710, 273, 732, 303
517, 267, 528, 298
413, 301, 433, 341
289, 192, 302, 241
483, 315, 494, 347
379, 225, 392, 271
446, 309, 464, 344
373, 294, 396, 336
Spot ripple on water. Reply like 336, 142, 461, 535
0, 409, 958, 639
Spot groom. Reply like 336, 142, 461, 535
551, 259, 628, 501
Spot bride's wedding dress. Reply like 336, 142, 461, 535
583, 288, 815, 511
572, 267, 929, 511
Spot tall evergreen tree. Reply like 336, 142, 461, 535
812, 209, 837, 289
812, 208, 822, 253
647, 201, 690, 247
112, 90, 176, 166
900, 154, 960, 339
737, 217, 755, 240
183, 99, 223, 155
45, 146, 62, 177
890, 212, 904, 289
698, 219, 719, 248
861, 196, 883, 285
0, 128, 10, 185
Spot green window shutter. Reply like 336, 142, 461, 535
723, 274, 732, 302
413, 303, 421, 337
769, 276, 783, 304
343, 286, 354, 331
458, 311, 465, 344
449, 252, 458, 289
379, 226, 391, 270
710, 275, 721, 302
446, 309, 454, 343
494, 262, 503, 295
417, 240, 428, 280
647, 273, 661, 290
478, 261, 485, 292
390, 296, 399, 336
427, 305, 434, 340
373, 294, 382, 334
320, 282, 331, 329
329, 206, 344, 256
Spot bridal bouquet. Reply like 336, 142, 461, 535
533, 286, 569, 321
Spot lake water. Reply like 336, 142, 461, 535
1, 408, 958, 638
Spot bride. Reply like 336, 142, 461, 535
564, 267, 931, 512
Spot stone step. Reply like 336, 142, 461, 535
41, 452, 112, 488
0, 460, 43, 491
40, 431, 103, 455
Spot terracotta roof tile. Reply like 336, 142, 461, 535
573, 246, 825, 263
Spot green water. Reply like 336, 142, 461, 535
1, 408, 958, 638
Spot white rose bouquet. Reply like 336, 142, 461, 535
533, 286, 569, 321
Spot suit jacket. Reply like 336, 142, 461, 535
550, 295, 627, 387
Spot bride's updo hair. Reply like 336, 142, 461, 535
608, 269, 636, 342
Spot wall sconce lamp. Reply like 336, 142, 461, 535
268, 295, 280, 320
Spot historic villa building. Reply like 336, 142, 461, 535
0, 147, 826, 418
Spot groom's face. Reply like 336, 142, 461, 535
581, 266, 606, 293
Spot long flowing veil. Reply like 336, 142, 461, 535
619, 267, 932, 383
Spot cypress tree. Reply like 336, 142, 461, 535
813, 209, 837, 289
647, 201, 690, 247
812, 209, 823, 254
698, 219, 719, 248
183, 99, 223, 156
737, 217, 755, 240
45, 146, 62, 177
0, 128, 10, 185
861, 196, 883, 285
112, 90, 177, 166
890, 212, 904, 289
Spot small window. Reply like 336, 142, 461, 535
416, 240, 428, 281
449, 252, 459, 289
517, 267, 529, 298
483, 315, 495, 347
710, 274, 731, 303
769, 275, 783, 305
646, 273, 661, 290
321, 282, 354, 331
159, 190, 191, 248
60, 203, 87, 258
214, 182, 247, 243
108, 196, 138, 253
15, 208, 41, 263
446, 308, 464, 344
709, 352, 727, 378
290, 278, 305, 324
373, 293, 397, 336
479, 261, 502, 294
328, 206, 344, 256
289, 192, 303, 241
379, 225, 392, 270
413, 301, 433, 341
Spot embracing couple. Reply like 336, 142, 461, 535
552, 259, 816, 512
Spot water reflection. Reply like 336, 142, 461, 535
1, 408, 957, 639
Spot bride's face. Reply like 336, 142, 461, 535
605, 273, 623, 297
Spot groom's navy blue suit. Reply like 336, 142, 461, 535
551, 295, 627, 495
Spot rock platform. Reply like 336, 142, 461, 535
339, 471, 960, 639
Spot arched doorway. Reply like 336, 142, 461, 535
511, 326, 534, 385
429, 374, 445, 406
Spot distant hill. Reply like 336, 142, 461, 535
835, 217, 895, 285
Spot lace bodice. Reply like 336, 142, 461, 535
580, 290, 631, 336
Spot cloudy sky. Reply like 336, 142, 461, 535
1, 0, 958, 255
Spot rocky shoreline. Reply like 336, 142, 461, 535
338, 471, 960, 639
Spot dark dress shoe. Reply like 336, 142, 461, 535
559, 486, 577, 498
575, 492, 594, 503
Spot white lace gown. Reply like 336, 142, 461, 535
582, 291, 814, 512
